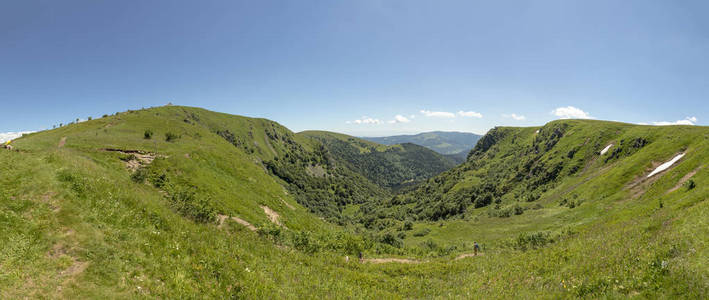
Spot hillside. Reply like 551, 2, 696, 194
1, 108, 708, 298
299, 131, 457, 189
361, 131, 481, 163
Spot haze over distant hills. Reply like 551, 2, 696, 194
361, 131, 482, 163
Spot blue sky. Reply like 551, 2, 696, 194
1, 0, 707, 137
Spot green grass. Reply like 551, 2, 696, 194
1, 106, 707, 298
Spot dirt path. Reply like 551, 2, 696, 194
455, 252, 484, 260
356, 252, 483, 265
280, 198, 295, 210
261, 205, 281, 225
58, 137, 66, 148
667, 166, 702, 194
217, 214, 257, 231
362, 258, 421, 264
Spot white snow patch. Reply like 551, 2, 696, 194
647, 153, 685, 178
600, 144, 613, 155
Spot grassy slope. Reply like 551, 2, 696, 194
299, 130, 457, 189
1, 109, 707, 298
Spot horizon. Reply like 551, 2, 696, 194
2, 1, 707, 137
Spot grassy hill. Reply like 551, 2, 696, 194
1, 107, 708, 298
362, 131, 482, 163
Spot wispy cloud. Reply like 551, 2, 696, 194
420, 110, 456, 118
387, 115, 411, 124
346, 116, 382, 125
552, 106, 592, 119
652, 116, 697, 126
0, 131, 34, 143
502, 113, 526, 120
457, 110, 483, 118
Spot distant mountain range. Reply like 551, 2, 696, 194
361, 131, 482, 163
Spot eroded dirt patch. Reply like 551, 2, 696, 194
217, 214, 257, 231
261, 205, 281, 225
102, 148, 165, 172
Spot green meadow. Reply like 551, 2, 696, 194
1, 106, 707, 298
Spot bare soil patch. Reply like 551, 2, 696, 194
58, 137, 67, 148
101, 148, 165, 172
217, 214, 257, 231
261, 205, 281, 225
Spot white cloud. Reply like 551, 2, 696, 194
0, 131, 34, 143
387, 115, 411, 124
552, 106, 592, 119
420, 110, 456, 118
347, 116, 382, 125
502, 113, 526, 120
457, 111, 483, 118
652, 117, 697, 126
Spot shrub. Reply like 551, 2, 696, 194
474, 193, 493, 208
379, 232, 403, 248
292, 231, 321, 254
412, 228, 431, 237
131, 167, 149, 183
514, 204, 524, 215
514, 231, 554, 251
144, 129, 153, 139
168, 187, 216, 223
165, 132, 179, 142
685, 179, 696, 190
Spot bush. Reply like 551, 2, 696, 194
131, 167, 149, 183
379, 232, 403, 248
165, 132, 179, 142
474, 193, 493, 208
144, 129, 153, 139
514, 204, 524, 215
168, 187, 216, 223
686, 179, 696, 190
514, 231, 554, 251
412, 228, 431, 237
402, 221, 413, 231
292, 231, 321, 254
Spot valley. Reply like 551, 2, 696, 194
1, 106, 707, 298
